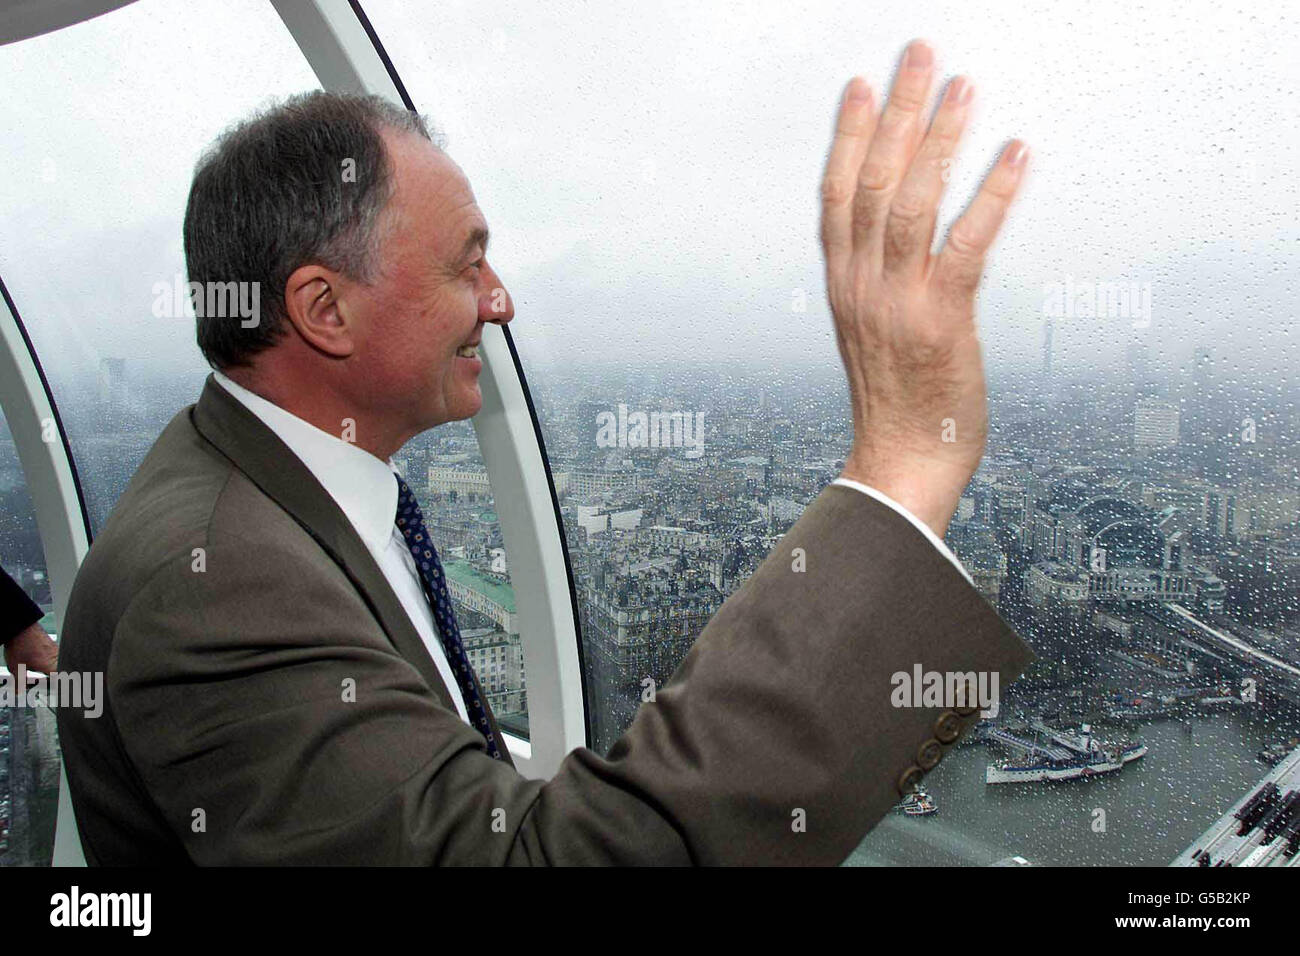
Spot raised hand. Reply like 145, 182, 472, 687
822, 40, 1027, 535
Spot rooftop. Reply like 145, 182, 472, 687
441, 559, 516, 613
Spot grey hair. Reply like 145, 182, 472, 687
183, 90, 438, 370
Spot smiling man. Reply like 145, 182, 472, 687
57, 41, 1035, 865
194, 101, 508, 462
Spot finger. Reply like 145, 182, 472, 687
883, 76, 973, 276
820, 77, 877, 268
933, 139, 1028, 298
852, 40, 936, 249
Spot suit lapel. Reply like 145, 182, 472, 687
191, 375, 460, 711
192, 375, 517, 769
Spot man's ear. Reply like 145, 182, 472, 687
283, 265, 355, 358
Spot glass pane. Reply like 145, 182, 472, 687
0, 0, 321, 533
367, 0, 1300, 863
0, 0, 528, 739
0, 410, 59, 867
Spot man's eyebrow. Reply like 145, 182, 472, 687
456, 226, 490, 264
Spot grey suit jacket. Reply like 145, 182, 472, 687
57, 374, 1034, 865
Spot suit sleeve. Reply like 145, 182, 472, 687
108, 484, 1033, 865
1, 564, 44, 645
833, 476, 975, 584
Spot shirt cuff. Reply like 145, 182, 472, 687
831, 477, 973, 586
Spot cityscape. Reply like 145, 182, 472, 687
2, 335, 1298, 866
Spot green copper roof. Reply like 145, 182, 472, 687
442, 559, 516, 613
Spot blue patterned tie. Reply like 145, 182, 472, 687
394, 474, 505, 760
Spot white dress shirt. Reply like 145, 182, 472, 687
213, 371, 472, 723
212, 372, 974, 730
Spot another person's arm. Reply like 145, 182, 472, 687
1, 563, 58, 674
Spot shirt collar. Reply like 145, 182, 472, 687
212, 371, 400, 555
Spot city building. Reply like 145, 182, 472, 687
1134, 399, 1180, 451
579, 562, 723, 755
427, 466, 493, 500
565, 470, 639, 501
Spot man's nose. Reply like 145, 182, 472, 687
480, 263, 514, 325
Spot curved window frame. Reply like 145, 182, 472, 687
0, 277, 92, 867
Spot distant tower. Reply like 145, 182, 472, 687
97, 357, 126, 409
1187, 346, 1214, 445
1041, 318, 1054, 378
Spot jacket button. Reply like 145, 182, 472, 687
934, 711, 962, 743
917, 739, 943, 770
954, 699, 980, 717
897, 765, 925, 796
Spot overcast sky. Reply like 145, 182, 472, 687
1, 0, 1296, 397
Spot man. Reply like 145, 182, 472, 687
58, 40, 1034, 865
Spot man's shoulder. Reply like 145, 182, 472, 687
63, 404, 325, 654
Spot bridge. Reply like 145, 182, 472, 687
1145, 603, 1300, 705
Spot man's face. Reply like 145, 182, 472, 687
346, 129, 513, 433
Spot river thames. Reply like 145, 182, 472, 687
847, 711, 1285, 866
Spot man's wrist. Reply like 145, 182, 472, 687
840, 451, 971, 537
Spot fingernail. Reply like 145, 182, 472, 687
845, 76, 870, 104
946, 77, 973, 106
905, 41, 933, 70
1006, 141, 1028, 167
